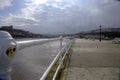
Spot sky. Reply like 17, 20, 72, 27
0, 0, 120, 34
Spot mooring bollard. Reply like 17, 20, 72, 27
0, 31, 17, 80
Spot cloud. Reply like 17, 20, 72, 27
0, 0, 120, 34
0, 13, 38, 27
0, 0, 13, 9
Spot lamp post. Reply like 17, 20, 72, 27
99, 25, 102, 42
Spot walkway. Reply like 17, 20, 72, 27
60, 39, 120, 80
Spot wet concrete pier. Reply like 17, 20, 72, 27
60, 39, 120, 80
11, 39, 61, 80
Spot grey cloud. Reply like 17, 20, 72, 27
1, 0, 120, 34
22, 1, 120, 34
0, 0, 13, 9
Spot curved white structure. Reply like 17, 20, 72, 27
0, 31, 17, 80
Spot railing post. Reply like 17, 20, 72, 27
0, 31, 17, 80
59, 36, 64, 69
60, 36, 63, 49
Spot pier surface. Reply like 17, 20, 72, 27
61, 39, 120, 80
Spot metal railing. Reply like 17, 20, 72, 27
0, 31, 74, 80
40, 39, 74, 80
17, 38, 60, 50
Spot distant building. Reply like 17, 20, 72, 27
90, 28, 120, 39
77, 28, 120, 39
0, 25, 42, 38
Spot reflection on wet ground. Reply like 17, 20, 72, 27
11, 39, 65, 80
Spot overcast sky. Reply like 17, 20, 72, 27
0, 0, 120, 34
